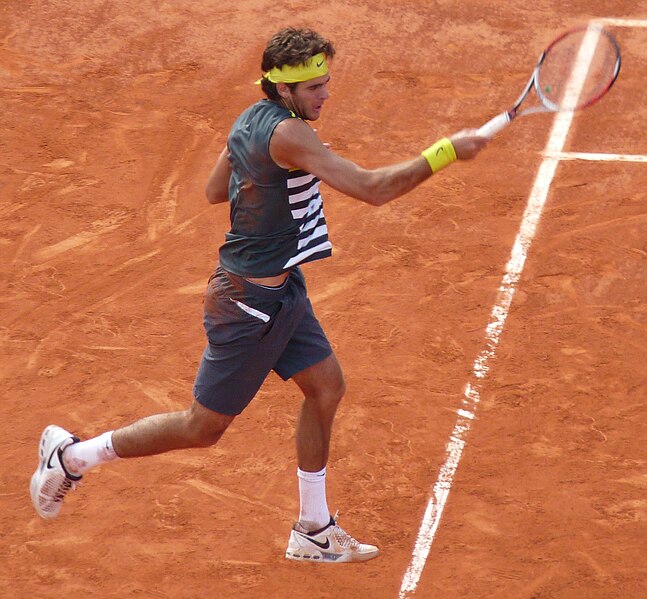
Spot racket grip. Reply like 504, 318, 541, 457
477, 112, 512, 138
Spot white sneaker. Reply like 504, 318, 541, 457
285, 514, 379, 563
30, 425, 81, 519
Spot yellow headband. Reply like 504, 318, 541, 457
255, 52, 328, 85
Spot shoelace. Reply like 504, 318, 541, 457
331, 526, 361, 549
329, 512, 361, 550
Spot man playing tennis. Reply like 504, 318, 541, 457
31, 27, 487, 563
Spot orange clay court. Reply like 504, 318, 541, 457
2, 1, 647, 598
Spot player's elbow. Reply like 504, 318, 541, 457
205, 184, 228, 205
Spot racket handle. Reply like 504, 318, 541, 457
477, 112, 512, 138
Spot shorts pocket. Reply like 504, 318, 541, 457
203, 293, 282, 346
230, 299, 271, 323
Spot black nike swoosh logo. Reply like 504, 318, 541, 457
47, 449, 58, 470
316, 60, 324, 68
298, 533, 330, 550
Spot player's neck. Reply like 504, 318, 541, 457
277, 97, 306, 120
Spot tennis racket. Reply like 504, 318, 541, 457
477, 24, 621, 138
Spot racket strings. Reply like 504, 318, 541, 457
537, 27, 620, 111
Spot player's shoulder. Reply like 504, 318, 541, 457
273, 115, 316, 143
270, 115, 322, 170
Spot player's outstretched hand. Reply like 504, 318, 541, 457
449, 129, 489, 161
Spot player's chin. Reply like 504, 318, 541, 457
309, 107, 323, 120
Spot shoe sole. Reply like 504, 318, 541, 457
285, 548, 379, 563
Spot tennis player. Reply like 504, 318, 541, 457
31, 27, 487, 563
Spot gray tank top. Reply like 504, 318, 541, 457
219, 100, 332, 277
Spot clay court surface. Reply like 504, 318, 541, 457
2, 1, 647, 597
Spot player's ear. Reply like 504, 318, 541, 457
276, 82, 291, 99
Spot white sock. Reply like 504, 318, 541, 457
62, 431, 119, 476
297, 466, 330, 531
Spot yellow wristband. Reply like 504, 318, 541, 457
421, 138, 457, 173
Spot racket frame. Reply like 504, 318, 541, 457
535, 24, 622, 113
477, 24, 621, 138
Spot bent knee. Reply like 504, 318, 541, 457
186, 403, 235, 447
312, 375, 346, 409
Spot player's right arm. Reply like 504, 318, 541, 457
269, 118, 487, 206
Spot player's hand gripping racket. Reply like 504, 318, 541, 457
478, 24, 621, 138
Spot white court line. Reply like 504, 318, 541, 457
545, 151, 647, 162
594, 18, 647, 27
397, 24, 604, 599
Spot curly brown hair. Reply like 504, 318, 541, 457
260, 27, 336, 101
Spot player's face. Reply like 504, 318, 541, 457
288, 74, 331, 121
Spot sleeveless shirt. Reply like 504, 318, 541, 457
218, 100, 333, 277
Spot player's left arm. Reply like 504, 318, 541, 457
205, 146, 231, 204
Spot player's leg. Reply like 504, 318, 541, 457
285, 354, 378, 562
30, 403, 235, 520
274, 291, 379, 563
292, 352, 345, 473
110, 400, 234, 457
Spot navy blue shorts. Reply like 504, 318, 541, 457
192, 266, 333, 415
